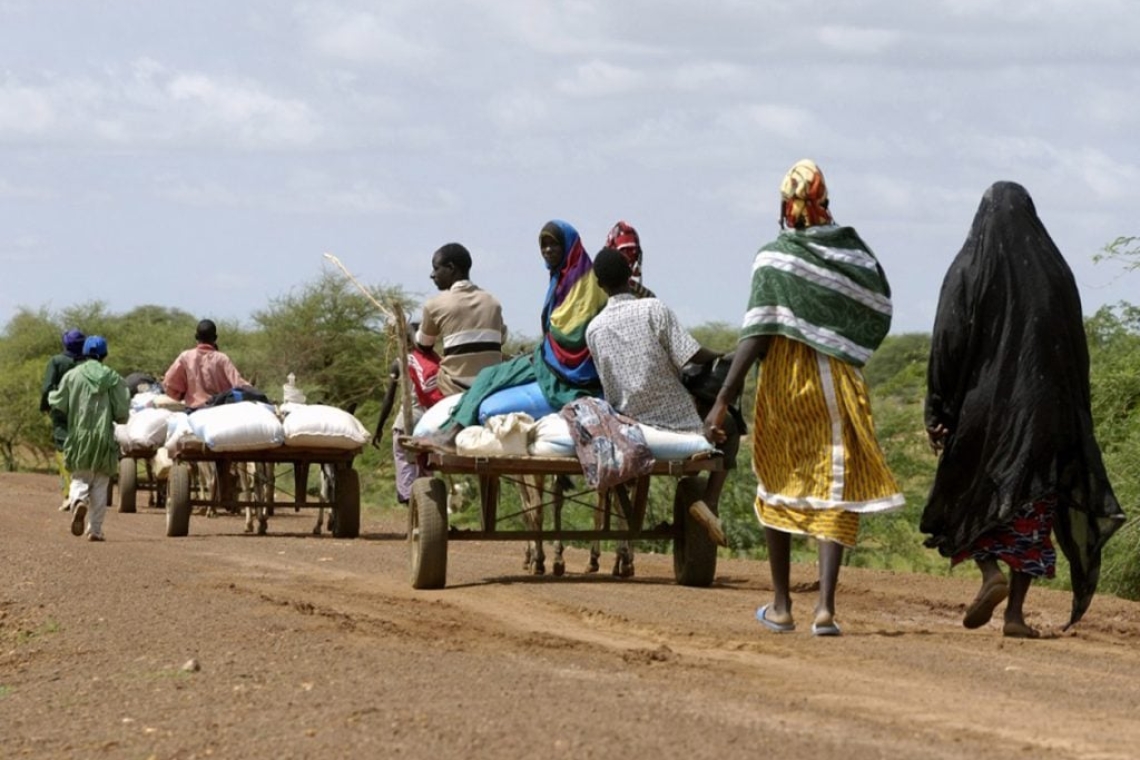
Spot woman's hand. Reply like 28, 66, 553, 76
927, 423, 949, 453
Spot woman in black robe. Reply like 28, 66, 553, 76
923, 181, 1125, 638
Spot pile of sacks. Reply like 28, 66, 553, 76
163, 401, 370, 455
413, 393, 715, 460
118, 401, 369, 481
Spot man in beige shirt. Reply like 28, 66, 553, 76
417, 243, 507, 396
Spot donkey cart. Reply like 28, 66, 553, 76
163, 444, 362, 539
403, 443, 724, 590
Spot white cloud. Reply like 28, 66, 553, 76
0, 78, 59, 135
556, 60, 645, 97
816, 25, 901, 55
0, 60, 322, 150
0, 233, 43, 263
0, 177, 51, 200
166, 72, 321, 147
296, 4, 436, 67
671, 61, 750, 91
485, 90, 552, 133
715, 103, 815, 141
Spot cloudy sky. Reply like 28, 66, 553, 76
2, 0, 1137, 340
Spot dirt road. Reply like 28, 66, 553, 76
2, 471, 1139, 759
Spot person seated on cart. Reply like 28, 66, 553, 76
418, 220, 607, 449
374, 321, 445, 504
604, 220, 655, 299
417, 242, 508, 396
162, 319, 250, 410
585, 247, 736, 545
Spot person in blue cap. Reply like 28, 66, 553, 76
48, 335, 129, 541
41, 328, 86, 510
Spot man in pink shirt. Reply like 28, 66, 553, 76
163, 319, 250, 409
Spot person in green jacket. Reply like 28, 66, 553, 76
49, 336, 130, 541
41, 328, 86, 510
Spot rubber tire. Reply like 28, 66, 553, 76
166, 463, 192, 537
673, 476, 717, 587
409, 477, 448, 589
331, 468, 361, 539
118, 457, 138, 514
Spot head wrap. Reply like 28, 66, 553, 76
82, 335, 108, 360
195, 319, 218, 345
538, 220, 607, 386
604, 221, 642, 280
62, 328, 86, 357
780, 159, 833, 229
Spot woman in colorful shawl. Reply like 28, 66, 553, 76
423, 219, 607, 446
922, 181, 1124, 638
704, 159, 904, 637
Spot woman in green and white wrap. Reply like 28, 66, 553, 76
704, 159, 904, 636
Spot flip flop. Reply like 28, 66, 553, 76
811, 621, 842, 637
963, 578, 1009, 629
755, 604, 795, 633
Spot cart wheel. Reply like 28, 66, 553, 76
166, 463, 192, 537
410, 477, 448, 589
332, 467, 360, 538
118, 457, 138, 513
673, 476, 717, 587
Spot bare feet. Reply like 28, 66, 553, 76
688, 500, 728, 546
963, 575, 1009, 629
1002, 620, 1041, 639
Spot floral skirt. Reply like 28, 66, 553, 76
952, 495, 1057, 578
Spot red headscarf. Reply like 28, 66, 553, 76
605, 220, 643, 281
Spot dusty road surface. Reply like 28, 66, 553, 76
3, 471, 1139, 759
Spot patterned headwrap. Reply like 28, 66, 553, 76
539, 220, 607, 385
780, 159, 833, 230
604, 220, 642, 280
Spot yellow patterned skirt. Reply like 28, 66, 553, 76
751, 337, 903, 547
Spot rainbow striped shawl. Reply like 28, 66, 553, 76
540, 220, 607, 385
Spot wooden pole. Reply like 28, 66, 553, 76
322, 253, 414, 434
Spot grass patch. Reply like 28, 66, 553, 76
14, 619, 61, 646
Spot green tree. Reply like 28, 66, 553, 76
250, 271, 410, 409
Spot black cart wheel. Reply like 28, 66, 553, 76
673, 476, 717, 587
331, 467, 361, 538
118, 457, 138, 514
166, 463, 192, 537
409, 477, 448, 589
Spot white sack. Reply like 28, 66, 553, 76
283, 404, 369, 450
188, 402, 284, 452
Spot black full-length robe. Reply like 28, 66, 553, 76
922, 181, 1125, 628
